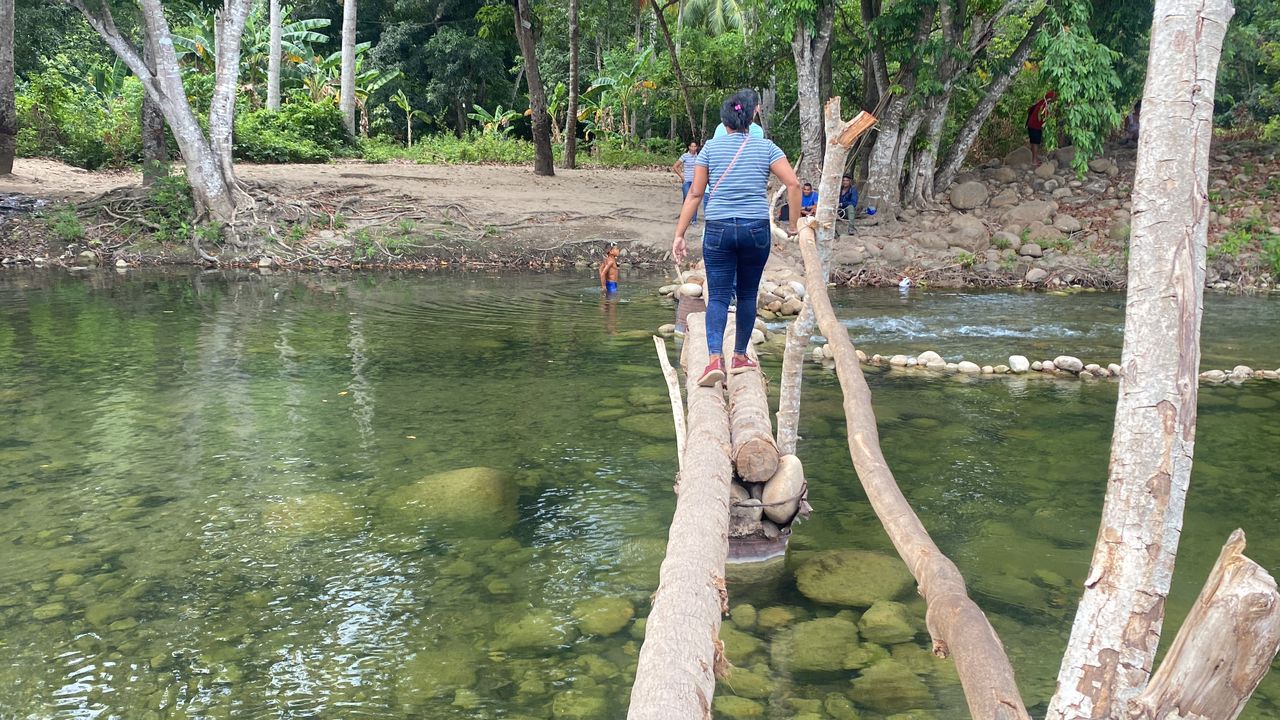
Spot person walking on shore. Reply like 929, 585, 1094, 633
671, 89, 802, 387
672, 141, 703, 224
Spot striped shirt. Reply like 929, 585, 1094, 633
697, 134, 786, 221
679, 152, 697, 183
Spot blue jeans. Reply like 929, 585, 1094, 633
702, 217, 771, 356
681, 181, 705, 223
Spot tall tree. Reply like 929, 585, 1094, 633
790, 0, 834, 184
267, 0, 282, 111
564, 0, 579, 169
0, 0, 14, 176
140, 43, 166, 186
70, 0, 252, 228
649, 0, 698, 140
514, 0, 554, 175
1046, 0, 1236, 714
340, 0, 357, 136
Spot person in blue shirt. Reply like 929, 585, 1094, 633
800, 182, 819, 217
672, 89, 802, 387
672, 141, 703, 224
838, 174, 858, 226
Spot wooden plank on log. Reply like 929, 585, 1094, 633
1128, 530, 1280, 720
728, 341, 779, 483
627, 311, 733, 720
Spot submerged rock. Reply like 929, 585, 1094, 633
719, 664, 773, 699
551, 690, 609, 718
849, 659, 933, 713
382, 467, 516, 533
264, 493, 360, 535
494, 608, 577, 651
770, 617, 861, 672
859, 600, 917, 645
796, 550, 914, 608
713, 695, 765, 719
617, 413, 675, 440
572, 596, 634, 636
720, 624, 764, 665
397, 642, 482, 701
756, 606, 800, 630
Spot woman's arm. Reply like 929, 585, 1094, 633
770, 158, 803, 234
672, 164, 709, 262
671, 158, 684, 179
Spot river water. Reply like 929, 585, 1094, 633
0, 270, 1277, 719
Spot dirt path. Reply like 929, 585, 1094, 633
2, 158, 685, 257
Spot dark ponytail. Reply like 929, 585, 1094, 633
720, 89, 759, 132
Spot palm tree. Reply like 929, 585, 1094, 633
339, 0, 357, 136
681, 0, 745, 35
267, 0, 283, 110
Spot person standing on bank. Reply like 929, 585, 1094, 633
672, 89, 802, 387
672, 141, 703, 224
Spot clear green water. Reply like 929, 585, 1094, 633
0, 271, 1277, 719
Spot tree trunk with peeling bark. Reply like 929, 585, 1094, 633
627, 313, 732, 720
790, 2, 833, 184
340, 0, 357, 136
267, 0, 282, 112
1047, 0, 1235, 715
0, 0, 15, 176
728, 350, 779, 484
71, 0, 249, 227
563, 0, 579, 169
514, 0, 555, 176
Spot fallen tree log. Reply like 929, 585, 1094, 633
1128, 530, 1280, 720
728, 341, 779, 484
627, 312, 733, 720
795, 201, 1030, 717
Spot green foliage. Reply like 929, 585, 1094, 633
1039, 16, 1124, 174
467, 105, 523, 136
956, 251, 977, 269
15, 55, 143, 169
992, 235, 1012, 250
1262, 236, 1280, 277
43, 206, 84, 243
360, 132, 677, 168
234, 99, 352, 162
144, 174, 197, 241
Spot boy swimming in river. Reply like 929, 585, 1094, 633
599, 243, 620, 294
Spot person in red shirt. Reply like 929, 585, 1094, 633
1026, 91, 1056, 163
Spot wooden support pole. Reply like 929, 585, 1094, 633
1128, 530, 1280, 720
728, 340, 779, 483
795, 215, 1030, 720
628, 312, 733, 720
776, 99, 876, 455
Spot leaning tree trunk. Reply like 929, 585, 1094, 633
1045, 0, 1235, 716
790, 2, 834, 184
649, 0, 697, 140
140, 43, 167, 186
0, 0, 15, 176
267, 0, 282, 111
563, 0, 579, 169
514, 0, 554, 176
72, 0, 244, 224
209, 0, 252, 196
931, 10, 1045, 195
339, 0, 357, 136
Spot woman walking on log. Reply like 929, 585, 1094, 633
672, 89, 802, 387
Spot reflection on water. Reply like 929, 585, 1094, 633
0, 270, 1277, 719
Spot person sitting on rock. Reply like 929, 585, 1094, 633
838, 175, 858, 227
1026, 91, 1056, 164
800, 183, 819, 217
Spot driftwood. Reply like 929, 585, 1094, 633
628, 312, 732, 720
652, 336, 687, 472
795, 212, 1030, 720
728, 342, 779, 483
1128, 530, 1280, 720
1046, 0, 1241, 715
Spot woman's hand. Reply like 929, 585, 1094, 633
672, 235, 688, 263
787, 222, 799, 236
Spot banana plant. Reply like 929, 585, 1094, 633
586, 47, 657, 145
174, 5, 330, 85
467, 104, 522, 135
297, 43, 400, 134
390, 89, 428, 146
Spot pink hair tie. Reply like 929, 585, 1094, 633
733, 103, 741, 111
